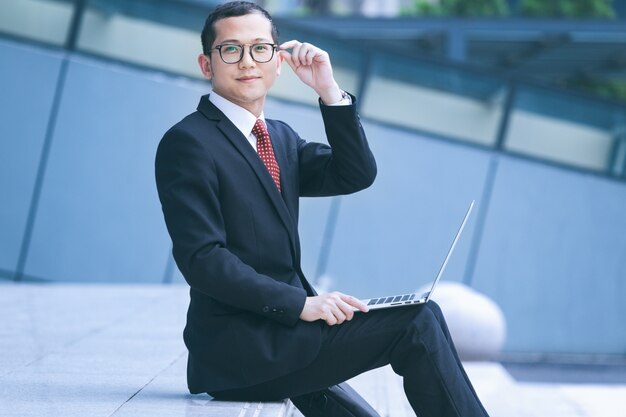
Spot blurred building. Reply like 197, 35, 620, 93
1, 0, 625, 361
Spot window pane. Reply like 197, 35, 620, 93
505, 87, 624, 172
76, 0, 205, 78
0, 0, 73, 46
361, 56, 505, 146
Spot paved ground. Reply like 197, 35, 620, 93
1, 283, 624, 417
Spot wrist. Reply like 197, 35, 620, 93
324, 90, 351, 106
318, 84, 343, 105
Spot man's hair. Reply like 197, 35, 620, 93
201, 1, 279, 55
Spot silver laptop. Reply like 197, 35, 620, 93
358, 200, 475, 311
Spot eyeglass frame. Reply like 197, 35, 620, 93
209, 43, 278, 64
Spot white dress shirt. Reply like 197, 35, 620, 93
209, 92, 263, 151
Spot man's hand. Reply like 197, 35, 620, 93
279, 40, 343, 105
299, 292, 369, 326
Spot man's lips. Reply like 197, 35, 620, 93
237, 75, 260, 82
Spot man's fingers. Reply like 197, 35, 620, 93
279, 40, 299, 50
289, 43, 302, 66
322, 309, 340, 326
280, 51, 297, 71
279, 40, 321, 67
330, 308, 346, 325
297, 43, 315, 66
333, 298, 356, 322
279, 50, 305, 71
279, 40, 301, 66
290, 44, 310, 67
310, 292, 369, 326
334, 303, 352, 324
340, 293, 369, 313
322, 293, 350, 325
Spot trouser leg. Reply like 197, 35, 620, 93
423, 301, 490, 416
389, 302, 488, 417
210, 302, 489, 417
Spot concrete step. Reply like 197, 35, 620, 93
1, 283, 624, 417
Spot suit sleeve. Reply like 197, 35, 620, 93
297, 94, 377, 197
155, 128, 306, 327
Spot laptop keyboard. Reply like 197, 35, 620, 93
367, 293, 416, 306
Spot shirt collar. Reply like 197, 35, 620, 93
209, 91, 265, 139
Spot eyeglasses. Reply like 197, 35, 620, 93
210, 43, 277, 64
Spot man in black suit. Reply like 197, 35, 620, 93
155, 2, 489, 416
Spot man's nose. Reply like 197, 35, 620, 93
238, 46, 256, 68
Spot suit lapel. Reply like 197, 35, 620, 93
266, 122, 298, 226
197, 96, 297, 252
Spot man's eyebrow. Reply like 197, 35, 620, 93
217, 38, 273, 44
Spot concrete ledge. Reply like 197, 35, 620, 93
0, 283, 294, 417
1, 283, 622, 417
113, 395, 293, 417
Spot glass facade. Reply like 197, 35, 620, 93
77, 0, 204, 77
506, 86, 625, 172
361, 56, 505, 146
2, 0, 626, 357
0, 0, 624, 178
0, 0, 74, 46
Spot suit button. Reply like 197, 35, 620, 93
278, 309, 284, 314
271, 308, 277, 313
262, 306, 270, 313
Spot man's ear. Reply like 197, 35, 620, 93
276, 51, 283, 76
198, 54, 212, 80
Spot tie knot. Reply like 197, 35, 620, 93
252, 119, 269, 140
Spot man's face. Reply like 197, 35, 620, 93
198, 12, 281, 116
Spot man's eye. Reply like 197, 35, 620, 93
253, 44, 270, 52
222, 45, 241, 54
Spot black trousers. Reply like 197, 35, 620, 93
211, 302, 490, 417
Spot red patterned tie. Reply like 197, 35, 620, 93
252, 119, 281, 191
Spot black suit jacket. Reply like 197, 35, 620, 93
155, 94, 376, 393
